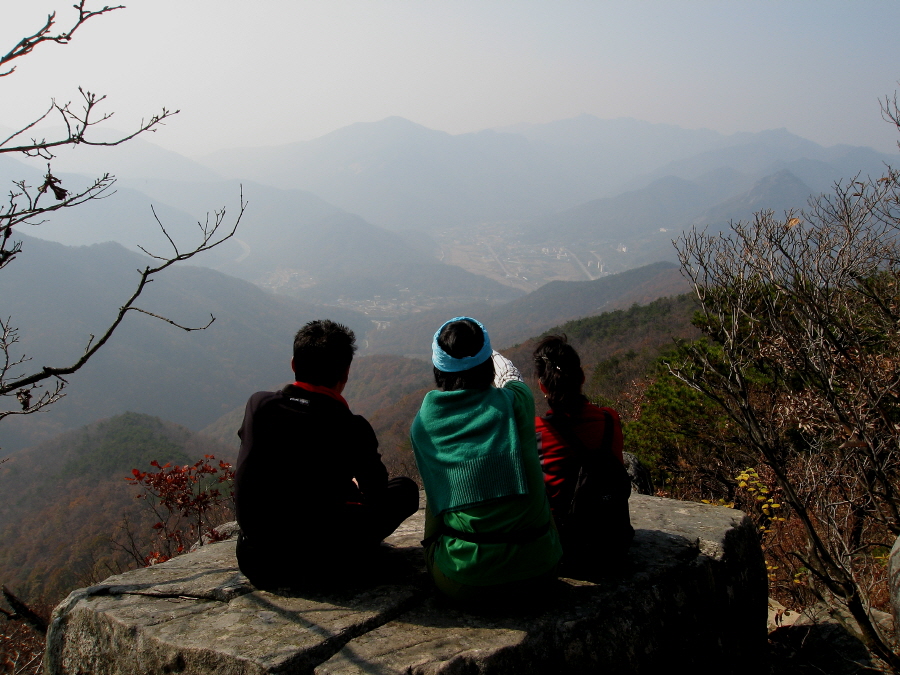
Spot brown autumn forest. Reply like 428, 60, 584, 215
0, 292, 698, 607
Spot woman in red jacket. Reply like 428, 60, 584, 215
533, 334, 633, 575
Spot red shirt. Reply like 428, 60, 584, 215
535, 402, 624, 516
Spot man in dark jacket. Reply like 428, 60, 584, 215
234, 319, 419, 589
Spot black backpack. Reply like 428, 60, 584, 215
541, 410, 634, 570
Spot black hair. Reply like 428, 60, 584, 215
433, 318, 494, 391
532, 334, 585, 414
292, 319, 357, 387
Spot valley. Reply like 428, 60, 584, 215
434, 223, 638, 291
2, 111, 897, 613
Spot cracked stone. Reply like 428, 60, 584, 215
46, 493, 767, 674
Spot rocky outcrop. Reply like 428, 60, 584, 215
623, 451, 654, 495
45, 494, 766, 674
890, 534, 900, 646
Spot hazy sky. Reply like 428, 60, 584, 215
2, 1, 900, 158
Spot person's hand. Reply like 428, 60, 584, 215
491, 350, 523, 387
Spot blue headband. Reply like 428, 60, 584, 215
432, 317, 492, 372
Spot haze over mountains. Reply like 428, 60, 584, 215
2, 234, 368, 451
1, 233, 682, 452
201, 115, 894, 230
3, 111, 897, 607
11, 114, 893, 296
3, 113, 895, 449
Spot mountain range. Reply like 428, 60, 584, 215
0, 234, 686, 453
0, 111, 895, 633
1, 112, 891, 453
3, 157, 524, 311
7, 114, 892, 304
0, 234, 368, 452
200, 116, 895, 231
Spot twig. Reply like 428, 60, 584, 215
1, 586, 47, 634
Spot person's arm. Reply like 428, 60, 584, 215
349, 415, 390, 498
491, 350, 523, 388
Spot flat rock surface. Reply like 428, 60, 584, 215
46, 494, 767, 675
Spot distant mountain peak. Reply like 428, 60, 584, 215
690, 169, 815, 229
746, 168, 811, 195
317, 116, 451, 144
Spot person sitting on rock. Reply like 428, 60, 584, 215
533, 334, 634, 576
234, 319, 419, 589
411, 317, 562, 604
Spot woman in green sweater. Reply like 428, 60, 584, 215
411, 317, 562, 604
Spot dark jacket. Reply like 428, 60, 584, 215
234, 383, 390, 548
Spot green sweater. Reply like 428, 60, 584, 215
411, 380, 562, 586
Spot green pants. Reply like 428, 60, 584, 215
424, 538, 558, 605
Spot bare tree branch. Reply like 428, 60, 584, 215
0, 188, 246, 400
127, 309, 216, 332
0, 2, 124, 78
1, 13, 180, 272
0, 88, 178, 157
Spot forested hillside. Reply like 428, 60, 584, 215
0, 413, 235, 604
502, 293, 700, 406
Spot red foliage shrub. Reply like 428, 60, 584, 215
125, 455, 234, 566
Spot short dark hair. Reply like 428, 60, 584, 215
433, 318, 494, 391
532, 334, 585, 414
293, 320, 356, 387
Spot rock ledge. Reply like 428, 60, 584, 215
46, 494, 766, 674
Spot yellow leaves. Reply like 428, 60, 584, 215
734, 466, 785, 535
735, 468, 758, 482
701, 498, 735, 508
